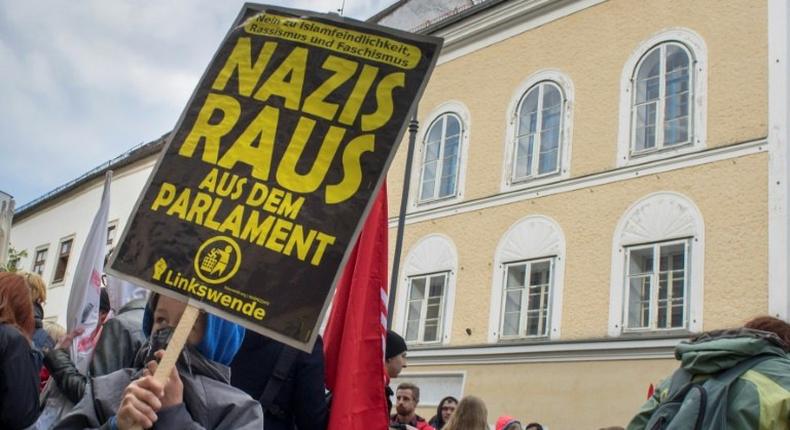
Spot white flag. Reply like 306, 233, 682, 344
67, 171, 111, 374
105, 275, 148, 313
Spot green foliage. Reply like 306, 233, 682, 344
1, 245, 27, 272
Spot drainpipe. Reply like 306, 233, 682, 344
388, 109, 419, 329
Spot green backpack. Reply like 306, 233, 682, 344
645, 354, 774, 429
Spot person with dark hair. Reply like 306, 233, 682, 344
385, 330, 408, 413
44, 287, 113, 403
89, 248, 148, 376
390, 382, 435, 430
627, 316, 790, 429
0, 272, 42, 429
89, 284, 146, 377
524, 423, 543, 430
429, 396, 458, 430
55, 293, 263, 429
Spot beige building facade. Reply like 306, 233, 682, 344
382, 0, 790, 427
5, 0, 789, 428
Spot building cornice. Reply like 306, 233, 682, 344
389, 138, 767, 228
426, 0, 606, 65
405, 336, 682, 365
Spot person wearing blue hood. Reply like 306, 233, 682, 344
54, 293, 264, 429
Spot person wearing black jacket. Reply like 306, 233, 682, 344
42, 288, 113, 403
25, 272, 54, 351
0, 272, 42, 429
230, 330, 329, 430
89, 296, 146, 376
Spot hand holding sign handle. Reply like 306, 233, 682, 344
127, 305, 199, 430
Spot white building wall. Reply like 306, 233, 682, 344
10, 158, 155, 327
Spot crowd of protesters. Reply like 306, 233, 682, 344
385, 330, 547, 430
3, 263, 790, 429
383, 318, 790, 429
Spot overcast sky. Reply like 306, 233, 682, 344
0, 0, 391, 207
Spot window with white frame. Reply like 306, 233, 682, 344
513, 82, 563, 181
625, 240, 689, 331
398, 235, 457, 345
631, 42, 693, 155
32, 247, 48, 275
52, 237, 73, 284
608, 192, 704, 337
617, 29, 707, 167
489, 216, 565, 342
501, 258, 553, 338
418, 114, 462, 203
405, 272, 448, 344
107, 222, 118, 246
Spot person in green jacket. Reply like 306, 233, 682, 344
627, 316, 790, 430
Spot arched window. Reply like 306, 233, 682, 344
617, 29, 707, 166
608, 192, 704, 336
418, 113, 463, 203
488, 216, 566, 342
513, 82, 564, 180
396, 235, 458, 345
632, 42, 693, 154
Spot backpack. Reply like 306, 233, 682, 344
645, 354, 774, 429
258, 344, 332, 422
258, 345, 300, 419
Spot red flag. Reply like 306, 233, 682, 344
324, 184, 389, 430
647, 383, 655, 399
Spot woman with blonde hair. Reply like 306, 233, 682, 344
443, 395, 489, 430
22, 271, 52, 350
24, 271, 47, 305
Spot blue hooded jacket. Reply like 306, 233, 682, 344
142, 294, 245, 366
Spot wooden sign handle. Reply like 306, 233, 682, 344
129, 305, 200, 430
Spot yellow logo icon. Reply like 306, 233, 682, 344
194, 236, 242, 284
153, 258, 168, 281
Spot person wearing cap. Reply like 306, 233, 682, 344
385, 330, 408, 413
496, 416, 523, 430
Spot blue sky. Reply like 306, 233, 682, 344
0, 0, 391, 207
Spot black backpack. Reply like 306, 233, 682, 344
258, 345, 332, 421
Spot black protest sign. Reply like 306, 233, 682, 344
108, 4, 442, 351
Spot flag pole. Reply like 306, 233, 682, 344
387, 108, 418, 329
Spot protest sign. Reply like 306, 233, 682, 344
108, 3, 442, 352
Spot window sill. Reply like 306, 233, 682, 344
501, 171, 568, 193
617, 329, 694, 340
619, 141, 704, 168
496, 336, 551, 345
412, 194, 463, 213
406, 341, 447, 350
